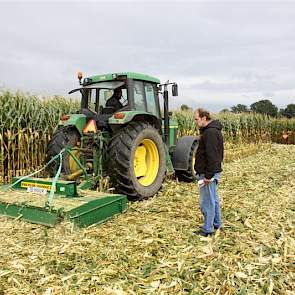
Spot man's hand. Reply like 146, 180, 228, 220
203, 178, 211, 185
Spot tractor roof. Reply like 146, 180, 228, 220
87, 72, 160, 84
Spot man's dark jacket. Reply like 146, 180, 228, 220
195, 120, 224, 179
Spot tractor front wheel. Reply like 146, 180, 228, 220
108, 122, 166, 200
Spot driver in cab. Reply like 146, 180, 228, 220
106, 88, 123, 112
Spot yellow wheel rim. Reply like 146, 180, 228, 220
69, 148, 81, 173
192, 153, 196, 173
134, 139, 160, 186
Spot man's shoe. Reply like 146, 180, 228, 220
193, 230, 213, 237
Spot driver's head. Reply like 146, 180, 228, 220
114, 88, 122, 98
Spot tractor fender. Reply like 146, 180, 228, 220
57, 114, 87, 136
109, 111, 162, 131
172, 136, 199, 170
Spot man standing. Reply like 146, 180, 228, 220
194, 108, 224, 237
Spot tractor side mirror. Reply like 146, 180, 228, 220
172, 84, 178, 96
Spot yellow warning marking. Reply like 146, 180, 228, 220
21, 182, 52, 191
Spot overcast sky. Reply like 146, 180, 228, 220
0, 0, 294, 111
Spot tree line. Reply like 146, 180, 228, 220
223, 100, 295, 118
180, 100, 295, 118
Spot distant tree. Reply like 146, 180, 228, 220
250, 99, 278, 117
180, 104, 191, 111
278, 109, 285, 118
230, 104, 248, 113
220, 108, 230, 113
280, 104, 295, 118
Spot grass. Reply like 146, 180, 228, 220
0, 144, 294, 294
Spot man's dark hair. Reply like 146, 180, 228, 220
196, 108, 211, 120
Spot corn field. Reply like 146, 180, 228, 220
0, 91, 294, 184
174, 110, 295, 144
0, 91, 79, 184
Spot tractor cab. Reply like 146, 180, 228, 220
69, 79, 128, 130
68, 72, 162, 131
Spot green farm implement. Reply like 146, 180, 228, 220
0, 72, 199, 227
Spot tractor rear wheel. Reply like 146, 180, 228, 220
175, 140, 198, 182
46, 127, 81, 177
108, 122, 166, 200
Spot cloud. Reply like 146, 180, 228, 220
0, 1, 294, 111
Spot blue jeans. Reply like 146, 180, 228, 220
197, 173, 222, 234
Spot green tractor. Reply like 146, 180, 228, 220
46, 72, 198, 200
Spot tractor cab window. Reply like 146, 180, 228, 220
99, 88, 128, 113
70, 80, 128, 114
80, 89, 97, 112
145, 83, 159, 116
134, 81, 146, 111
99, 89, 113, 107
98, 88, 128, 109
88, 89, 98, 112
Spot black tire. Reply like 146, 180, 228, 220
175, 140, 198, 182
108, 122, 166, 200
46, 127, 81, 177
